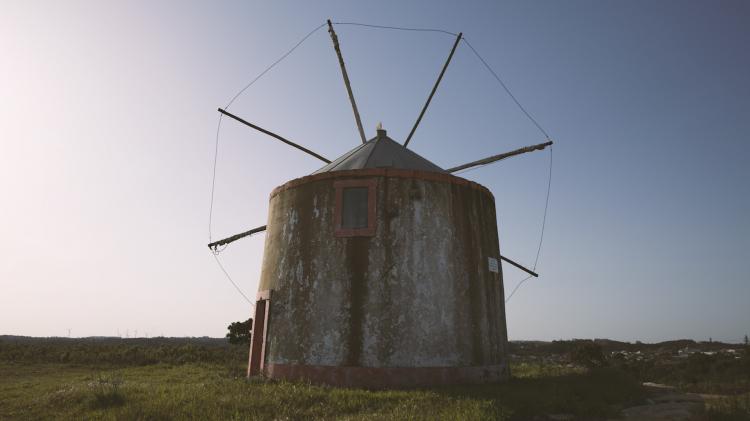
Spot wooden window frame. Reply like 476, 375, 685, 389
334, 179, 377, 237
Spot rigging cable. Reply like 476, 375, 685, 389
333, 22, 551, 140
209, 21, 327, 243
333, 25, 555, 292
332, 21, 458, 37
213, 254, 252, 304
208, 22, 327, 304
505, 145, 552, 303
208, 20, 553, 304
461, 38, 551, 140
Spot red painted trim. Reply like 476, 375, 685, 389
264, 363, 508, 388
258, 299, 271, 373
269, 169, 492, 200
333, 179, 377, 237
256, 289, 272, 300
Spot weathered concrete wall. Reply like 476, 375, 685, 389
258, 169, 508, 382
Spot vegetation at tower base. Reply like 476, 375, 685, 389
1, 336, 748, 419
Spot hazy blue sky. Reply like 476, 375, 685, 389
1, 1, 748, 342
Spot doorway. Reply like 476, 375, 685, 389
247, 290, 271, 377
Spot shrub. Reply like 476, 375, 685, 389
569, 341, 607, 368
88, 373, 125, 408
226, 318, 252, 345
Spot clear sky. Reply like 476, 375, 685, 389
1, 1, 748, 342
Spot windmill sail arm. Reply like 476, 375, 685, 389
218, 108, 331, 164
446, 140, 552, 173
500, 254, 538, 277
327, 19, 367, 144
208, 225, 267, 251
403, 32, 463, 148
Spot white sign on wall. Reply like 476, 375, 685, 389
488, 257, 499, 273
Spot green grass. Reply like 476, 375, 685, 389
704, 393, 750, 421
0, 362, 646, 420
2, 337, 746, 420
510, 361, 585, 378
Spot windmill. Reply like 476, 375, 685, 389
208, 20, 552, 388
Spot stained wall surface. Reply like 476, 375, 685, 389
258, 169, 508, 381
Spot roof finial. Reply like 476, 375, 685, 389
376, 122, 386, 138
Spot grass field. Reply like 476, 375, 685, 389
1, 337, 748, 420
0, 362, 650, 420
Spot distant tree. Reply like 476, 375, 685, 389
569, 341, 606, 368
226, 318, 252, 345
744, 335, 748, 346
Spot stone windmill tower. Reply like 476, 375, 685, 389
209, 21, 551, 388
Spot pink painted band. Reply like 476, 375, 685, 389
263, 362, 508, 388
270, 169, 493, 200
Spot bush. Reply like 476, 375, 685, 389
88, 373, 125, 408
569, 341, 607, 368
0, 336, 247, 367
226, 318, 252, 345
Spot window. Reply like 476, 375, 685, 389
334, 179, 376, 237
342, 187, 369, 229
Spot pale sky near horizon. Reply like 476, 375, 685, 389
1, 1, 748, 342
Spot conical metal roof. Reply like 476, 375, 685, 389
313, 129, 445, 174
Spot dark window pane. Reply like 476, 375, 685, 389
342, 187, 369, 229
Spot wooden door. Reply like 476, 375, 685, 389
247, 295, 270, 377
